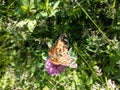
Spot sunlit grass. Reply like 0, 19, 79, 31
0, 0, 120, 89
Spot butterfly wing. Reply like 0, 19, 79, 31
48, 33, 68, 60
56, 53, 77, 68
48, 34, 77, 68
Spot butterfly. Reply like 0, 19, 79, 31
48, 33, 77, 68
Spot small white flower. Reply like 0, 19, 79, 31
93, 66, 102, 76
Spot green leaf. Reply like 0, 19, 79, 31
53, 1, 60, 10
41, 52, 47, 60
47, 40, 52, 48
21, 5, 29, 12
22, 0, 29, 6
29, 0, 35, 10
16, 19, 28, 27
41, 11, 48, 17
27, 19, 37, 32
42, 86, 49, 90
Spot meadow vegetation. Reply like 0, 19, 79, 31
0, 0, 120, 89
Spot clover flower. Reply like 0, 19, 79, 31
93, 65, 102, 76
45, 59, 66, 76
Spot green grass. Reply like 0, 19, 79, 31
0, 0, 120, 89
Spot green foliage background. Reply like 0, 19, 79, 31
0, 0, 120, 89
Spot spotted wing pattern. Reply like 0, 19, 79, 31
48, 34, 77, 68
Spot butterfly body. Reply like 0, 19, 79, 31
48, 34, 77, 68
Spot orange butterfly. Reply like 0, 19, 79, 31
48, 33, 77, 68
